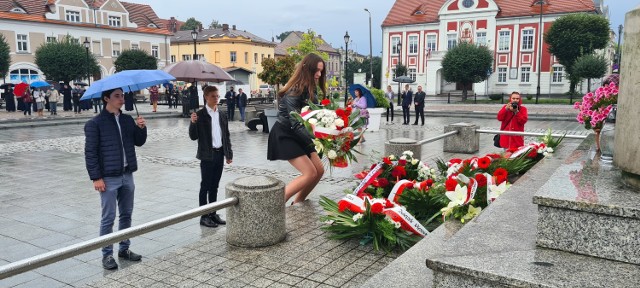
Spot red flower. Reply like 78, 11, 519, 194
370, 163, 378, 170
486, 153, 502, 159
377, 178, 389, 188
391, 166, 407, 178
398, 159, 407, 166
445, 178, 458, 191
338, 200, 349, 212
383, 157, 392, 165
335, 108, 346, 117
321, 98, 331, 106
370, 202, 384, 214
527, 149, 538, 158
426, 179, 434, 187
477, 157, 491, 169
475, 174, 487, 187
384, 199, 394, 208
354, 171, 368, 179
346, 107, 353, 114
493, 168, 508, 183
449, 158, 462, 165
463, 159, 471, 167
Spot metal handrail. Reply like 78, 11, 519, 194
475, 129, 587, 139
0, 197, 238, 280
417, 130, 459, 145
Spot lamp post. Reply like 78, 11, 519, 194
83, 38, 91, 85
396, 41, 402, 106
616, 24, 623, 70
343, 31, 350, 107
364, 8, 373, 87
534, 0, 546, 104
191, 28, 198, 61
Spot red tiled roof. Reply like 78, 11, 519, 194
0, 0, 48, 15
159, 17, 184, 32
171, 26, 275, 46
120, 1, 164, 29
382, 0, 597, 27
275, 31, 338, 56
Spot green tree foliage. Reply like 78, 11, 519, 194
545, 13, 610, 93
208, 19, 222, 29
258, 55, 296, 90
441, 42, 493, 100
34, 35, 99, 84
361, 57, 382, 88
0, 34, 10, 81
277, 31, 293, 41
287, 30, 329, 62
180, 17, 203, 31
114, 49, 157, 72
394, 63, 407, 78
572, 54, 607, 92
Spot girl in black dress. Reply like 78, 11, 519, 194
267, 53, 326, 205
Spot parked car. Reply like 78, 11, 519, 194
259, 84, 273, 96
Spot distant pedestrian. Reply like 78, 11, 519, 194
84, 87, 147, 270
225, 86, 236, 121
189, 86, 232, 228
48, 88, 60, 115
3, 87, 16, 112
124, 91, 134, 111
72, 85, 82, 114
22, 88, 32, 116
401, 84, 412, 125
413, 85, 425, 126
33, 89, 45, 117
149, 85, 159, 112
497, 91, 528, 149
237, 88, 247, 122
61, 84, 72, 111
350, 88, 369, 143
93, 92, 103, 113
385, 85, 394, 124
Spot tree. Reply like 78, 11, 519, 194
0, 34, 10, 82
441, 42, 493, 100
361, 56, 382, 88
394, 63, 407, 78
572, 54, 607, 92
208, 19, 222, 29
276, 31, 293, 42
180, 17, 202, 31
545, 13, 610, 93
287, 30, 329, 62
114, 49, 157, 72
258, 55, 296, 91
34, 35, 99, 84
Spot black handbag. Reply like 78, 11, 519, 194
494, 114, 514, 148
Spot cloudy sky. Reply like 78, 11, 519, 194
130, 0, 638, 53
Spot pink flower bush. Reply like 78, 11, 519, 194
574, 82, 618, 130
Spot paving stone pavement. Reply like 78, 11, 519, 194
0, 115, 587, 287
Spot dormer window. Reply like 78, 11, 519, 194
108, 16, 121, 27
65, 10, 80, 22
10, 7, 26, 13
147, 23, 157, 28
413, 10, 424, 15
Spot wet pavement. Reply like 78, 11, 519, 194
0, 115, 588, 287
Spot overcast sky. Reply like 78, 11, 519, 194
129, 0, 638, 52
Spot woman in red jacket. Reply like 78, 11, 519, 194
497, 92, 528, 149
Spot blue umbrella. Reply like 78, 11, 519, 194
30, 81, 51, 88
81, 70, 176, 115
348, 84, 376, 108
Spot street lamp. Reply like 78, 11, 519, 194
191, 28, 198, 61
615, 24, 623, 70
83, 37, 91, 85
343, 31, 350, 107
364, 8, 373, 87
396, 41, 402, 106
534, 0, 546, 104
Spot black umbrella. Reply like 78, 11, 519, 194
0, 83, 15, 89
392, 76, 415, 83
74, 82, 89, 86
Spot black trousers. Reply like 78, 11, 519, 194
402, 105, 411, 124
386, 103, 394, 122
227, 104, 235, 121
414, 105, 424, 125
199, 150, 224, 213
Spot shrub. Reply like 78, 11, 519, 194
332, 92, 340, 99
489, 94, 502, 101
526, 94, 533, 100
370, 88, 390, 108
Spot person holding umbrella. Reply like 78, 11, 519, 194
22, 87, 33, 116
349, 88, 369, 143
84, 87, 147, 270
149, 85, 159, 112
33, 88, 45, 117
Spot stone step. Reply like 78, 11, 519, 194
533, 149, 640, 265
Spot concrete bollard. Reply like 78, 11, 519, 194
443, 123, 479, 154
385, 138, 421, 158
226, 176, 286, 247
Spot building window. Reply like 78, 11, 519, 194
498, 67, 507, 83
426, 34, 437, 52
230, 51, 237, 63
391, 37, 400, 55
152, 46, 159, 58
408, 68, 417, 81
171, 55, 176, 63
261, 54, 265, 61
92, 41, 101, 56
244, 52, 248, 64
552, 66, 564, 83
65, 10, 80, 22
498, 30, 511, 51
408, 35, 418, 54
46, 36, 57, 43
195, 54, 204, 60
131, 43, 139, 50
521, 67, 531, 83
476, 32, 487, 46
16, 34, 28, 52
447, 34, 457, 50
9, 69, 40, 83
521, 29, 534, 51
108, 16, 121, 27
70, 38, 79, 44
182, 54, 191, 61
254, 53, 258, 64
112, 42, 121, 57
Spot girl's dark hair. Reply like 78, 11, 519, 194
278, 53, 326, 101
354, 88, 362, 97
102, 88, 123, 105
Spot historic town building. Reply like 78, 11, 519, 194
276, 32, 342, 87
0, 0, 172, 84
382, 0, 611, 96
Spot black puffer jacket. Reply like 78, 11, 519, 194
277, 91, 315, 143
84, 109, 147, 180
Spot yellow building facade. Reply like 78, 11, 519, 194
170, 24, 276, 91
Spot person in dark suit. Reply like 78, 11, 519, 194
237, 88, 248, 122
225, 86, 236, 121
189, 86, 233, 228
413, 85, 426, 126
401, 84, 413, 125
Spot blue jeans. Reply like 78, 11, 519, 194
100, 172, 135, 257
239, 106, 245, 122
50, 102, 57, 114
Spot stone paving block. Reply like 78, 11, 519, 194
249, 277, 274, 288
161, 274, 190, 286
176, 278, 202, 288
306, 272, 331, 283
205, 276, 231, 286
219, 280, 248, 288
323, 275, 351, 287
12, 276, 68, 288
278, 274, 306, 286
262, 271, 288, 282
297, 279, 322, 288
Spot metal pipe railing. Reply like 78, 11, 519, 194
476, 129, 587, 139
0, 197, 238, 280
417, 130, 459, 145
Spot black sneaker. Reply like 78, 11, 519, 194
102, 255, 118, 270
118, 249, 142, 261
200, 216, 218, 227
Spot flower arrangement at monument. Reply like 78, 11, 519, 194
291, 97, 367, 168
320, 135, 565, 251
574, 82, 618, 130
